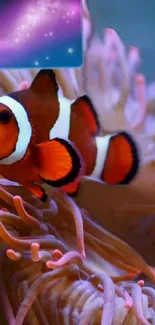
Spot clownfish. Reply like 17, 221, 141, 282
0, 69, 139, 200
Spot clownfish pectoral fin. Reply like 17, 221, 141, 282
30, 69, 58, 97
36, 138, 84, 188
93, 132, 140, 185
61, 181, 80, 197
23, 182, 47, 202
72, 95, 100, 136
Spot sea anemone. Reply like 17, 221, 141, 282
1, 1, 155, 324
0, 179, 155, 325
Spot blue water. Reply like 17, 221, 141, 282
88, 0, 155, 82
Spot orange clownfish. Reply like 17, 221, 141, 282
0, 69, 139, 200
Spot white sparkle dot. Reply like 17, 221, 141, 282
34, 61, 39, 66
46, 56, 49, 60
49, 32, 53, 36
68, 48, 73, 54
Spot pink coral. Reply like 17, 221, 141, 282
0, 180, 155, 324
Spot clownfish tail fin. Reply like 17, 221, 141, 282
90, 132, 140, 185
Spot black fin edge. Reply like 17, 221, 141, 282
112, 131, 140, 184
42, 138, 83, 188
79, 94, 100, 135
40, 189, 48, 202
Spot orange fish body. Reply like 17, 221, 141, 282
0, 70, 140, 200
0, 84, 59, 182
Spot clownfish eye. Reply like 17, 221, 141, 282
0, 110, 12, 124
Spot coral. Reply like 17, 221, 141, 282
0, 179, 155, 325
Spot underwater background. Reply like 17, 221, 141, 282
1, 1, 155, 324
88, 0, 155, 82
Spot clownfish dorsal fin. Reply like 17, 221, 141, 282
30, 69, 59, 96
72, 95, 100, 136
